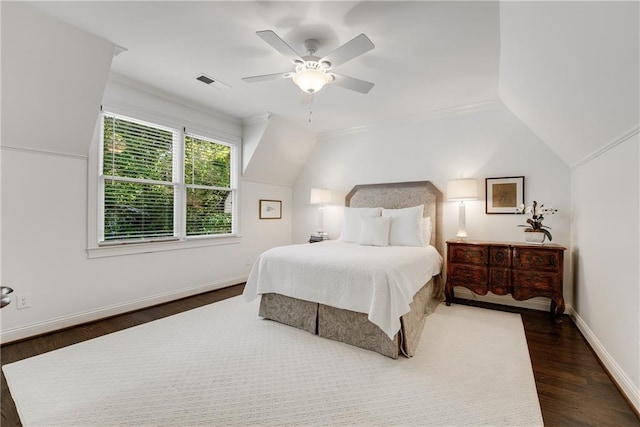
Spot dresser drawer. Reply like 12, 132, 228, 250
448, 264, 488, 294
513, 248, 561, 272
489, 247, 511, 267
448, 244, 488, 265
512, 270, 560, 295
489, 268, 510, 295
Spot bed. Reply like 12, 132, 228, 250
243, 181, 444, 358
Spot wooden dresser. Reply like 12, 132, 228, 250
445, 240, 566, 324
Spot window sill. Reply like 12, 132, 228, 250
87, 235, 242, 258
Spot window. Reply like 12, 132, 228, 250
99, 112, 236, 245
184, 134, 234, 236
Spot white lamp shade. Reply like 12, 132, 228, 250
447, 178, 478, 201
310, 188, 332, 205
293, 69, 331, 94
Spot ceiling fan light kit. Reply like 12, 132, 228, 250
242, 30, 375, 96
292, 67, 334, 94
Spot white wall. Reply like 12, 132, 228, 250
242, 114, 318, 187
498, 1, 640, 411
0, 6, 292, 342
571, 134, 640, 411
1, 144, 291, 342
293, 100, 572, 309
242, 114, 270, 174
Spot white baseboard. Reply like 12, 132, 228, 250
0, 276, 247, 344
568, 307, 640, 414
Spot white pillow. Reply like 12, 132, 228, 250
358, 216, 391, 247
382, 205, 424, 247
340, 207, 382, 243
422, 217, 432, 246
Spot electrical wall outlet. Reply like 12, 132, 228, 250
16, 293, 31, 310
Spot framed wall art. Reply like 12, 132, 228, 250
485, 176, 524, 214
259, 199, 282, 219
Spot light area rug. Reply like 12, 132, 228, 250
3, 297, 543, 426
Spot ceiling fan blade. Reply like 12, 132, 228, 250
256, 30, 304, 64
330, 73, 375, 94
320, 34, 374, 68
242, 72, 292, 83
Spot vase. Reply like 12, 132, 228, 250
524, 230, 546, 244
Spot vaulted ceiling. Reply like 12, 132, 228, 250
499, 1, 639, 167
25, 1, 500, 133
23, 1, 639, 167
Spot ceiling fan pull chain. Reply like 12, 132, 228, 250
308, 93, 314, 124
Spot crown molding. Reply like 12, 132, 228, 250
571, 126, 640, 170
318, 98, 503, 140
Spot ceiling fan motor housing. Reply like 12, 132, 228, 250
296, 56, 331, 72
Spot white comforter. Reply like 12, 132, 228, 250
243, 241, 442, 339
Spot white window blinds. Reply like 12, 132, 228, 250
184, 134, 234, 236
99, 112, 236, 244
101, 114, 177, 242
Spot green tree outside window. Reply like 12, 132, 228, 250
101, 113, 234, 243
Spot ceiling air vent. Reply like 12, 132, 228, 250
196, 75, 215, 84
195, 74, 231, 90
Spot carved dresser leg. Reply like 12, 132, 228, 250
445, 284, 454, 306
551, 298, 565, 325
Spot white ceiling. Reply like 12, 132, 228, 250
499, 1, 640, 167
26, 1, 500, 134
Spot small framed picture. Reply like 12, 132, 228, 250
485, 176, 525, 214
259, 199, 282, 219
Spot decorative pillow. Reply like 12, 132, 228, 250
340, 207, 382, 243
422, 217, 433, 246
358, 216, 391, 247
382, 205, 424, 247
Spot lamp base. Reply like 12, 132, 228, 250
455, 232, 468, 241
456, 202, 469, 240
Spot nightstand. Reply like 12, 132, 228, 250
445, 239, 566, 324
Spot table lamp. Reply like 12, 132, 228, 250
447, 178, 478, 240
310, 188, 332, 238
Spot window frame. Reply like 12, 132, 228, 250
98, 112, 180, 244
182, 130, 238, 240
88, 109, 240, 258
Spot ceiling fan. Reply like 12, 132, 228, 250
242, 30, 375, 95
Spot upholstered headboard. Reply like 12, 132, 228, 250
345, 181, 443, 256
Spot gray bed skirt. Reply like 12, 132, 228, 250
258, 275, 443, 358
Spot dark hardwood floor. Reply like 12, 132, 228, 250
454, 298, 639, 426
2, 285, 638, 426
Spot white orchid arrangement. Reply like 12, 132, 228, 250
515, 200, 558, 241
